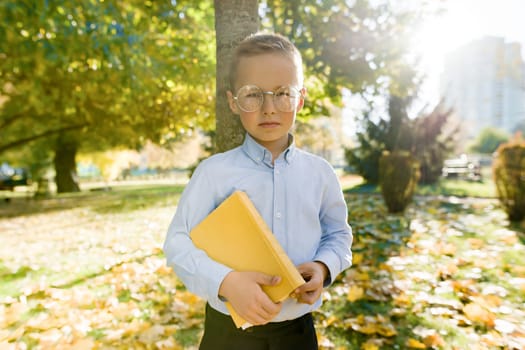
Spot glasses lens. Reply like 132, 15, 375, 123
274, 86, 300, 112
236, 85, 263, 112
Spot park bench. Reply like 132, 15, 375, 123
442, 156, 482, 181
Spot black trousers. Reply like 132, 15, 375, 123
199, 303, 318, 350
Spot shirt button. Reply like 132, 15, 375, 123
276, 212, 281, 219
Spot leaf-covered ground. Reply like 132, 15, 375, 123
0, 185, 524, 349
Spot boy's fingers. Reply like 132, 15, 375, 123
254, 272, 281, 286
294, 279, 313, 294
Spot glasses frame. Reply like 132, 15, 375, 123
232, 85, 304, 113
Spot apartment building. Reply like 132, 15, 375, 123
440, 36, 525, 140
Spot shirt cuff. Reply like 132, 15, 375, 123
207, 263, 234, 304
313, 250, 341, 286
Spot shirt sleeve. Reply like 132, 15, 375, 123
314, 165, 353, 286
163, 160, 233, 306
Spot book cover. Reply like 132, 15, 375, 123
190, 190, 305, 328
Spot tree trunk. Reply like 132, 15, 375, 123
214, 0, 259, 153
54, 134, 80, 193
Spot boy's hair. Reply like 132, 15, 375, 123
229, 32, 304, 91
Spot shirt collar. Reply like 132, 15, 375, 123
242, 133, 296, 166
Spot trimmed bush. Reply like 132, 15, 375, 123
492, 137, 525, 222
379, 150, 420, 213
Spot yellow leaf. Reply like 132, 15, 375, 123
436, 242, 456, 256
62, 339, 96, 350
352, 252, 364, 265
347, 285, 365, 302
345, 269, 370, 281
406, 338, 427, 348
377, 323, 397, 337
323, 315, 339, 327
361, 342, 379, 350
378, 262, 393, 272
393, 293, 411, 307
467, 238, 485, 249
352, 323, 378, 335
360, 338, 386, 350
463, 303, 495, 327
437, 262, 458, 279
1, 302, 29, 328
471, 294, 502, 308
423, 333, 446, 347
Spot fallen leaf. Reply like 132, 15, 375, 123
463, 303, 495, 327
423, 333, 446, 347
352, 252, 364, 265
347, 285, 365, 302
361, 342, 379, 350
377, 323, 397, 337
406, 338, 426, 348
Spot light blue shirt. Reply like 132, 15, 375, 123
163, 133, 352, 322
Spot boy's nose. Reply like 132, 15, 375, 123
261, 92, 277, 115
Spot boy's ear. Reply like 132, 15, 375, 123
296, 87, 307, 112
226, 90, 240, 115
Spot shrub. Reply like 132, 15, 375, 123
492, 136, 525, 222
379, 150, 420, 213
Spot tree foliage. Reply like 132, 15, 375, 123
260, 0, 427, 115
468, 127, 510, 155
0, 0, 215, 191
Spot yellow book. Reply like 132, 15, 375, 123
190, 190, 305, 328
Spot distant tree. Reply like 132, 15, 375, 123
513, 119, 525, 136
412, 105, 457, 184
346, 97, 457, 184
468, 127, 510, 154
346, 95, 413, 183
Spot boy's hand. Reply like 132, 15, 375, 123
291, 261, 328, 305
219, 271, 282, 325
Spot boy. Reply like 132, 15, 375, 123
163, 32, 352, 349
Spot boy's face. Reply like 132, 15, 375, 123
227, 53, 305, 154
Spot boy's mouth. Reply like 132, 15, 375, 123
259, 122, 280, 128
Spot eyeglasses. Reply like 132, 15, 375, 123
233, 85, 303, 113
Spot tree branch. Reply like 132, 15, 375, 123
0, 109, 34, 131
0, 123, 89, 154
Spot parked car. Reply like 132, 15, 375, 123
0, 162, 31, 191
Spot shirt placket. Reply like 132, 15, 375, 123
272, 160, 286, 247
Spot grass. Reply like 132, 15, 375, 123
0, 183, 185, 218
1, 181, 524, 349
345, 175, 497, 198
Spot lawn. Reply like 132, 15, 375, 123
0, 181, 524, 349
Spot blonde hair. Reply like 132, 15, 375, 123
229, 32, 304, 91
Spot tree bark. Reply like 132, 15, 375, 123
214, 0, 259, 153
54, 134, 80, 193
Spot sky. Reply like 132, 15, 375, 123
413, 0, 525, 105
342, 0, 525, 138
